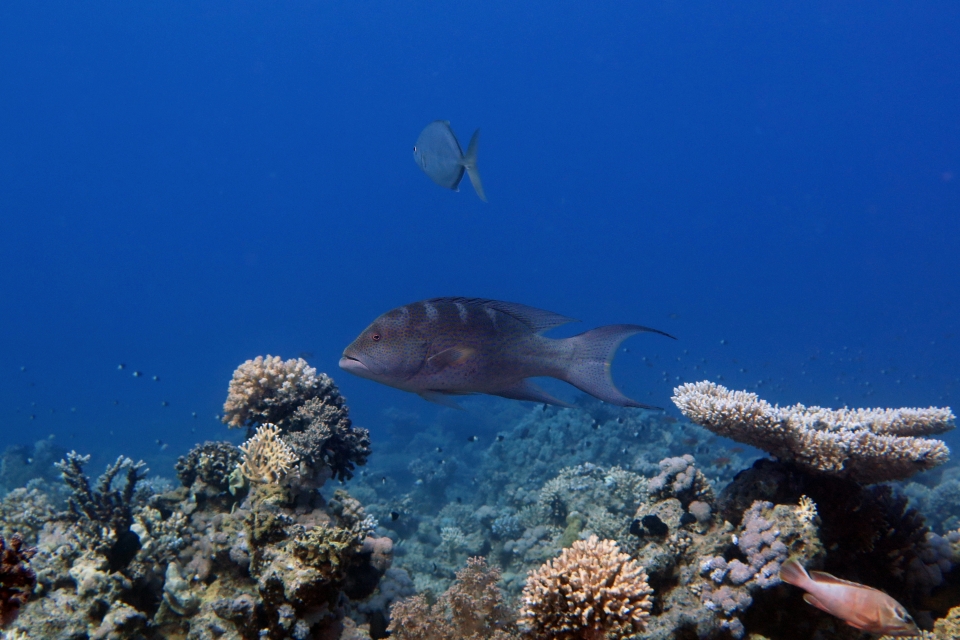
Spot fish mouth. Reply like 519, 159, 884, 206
339, 354, 379, 379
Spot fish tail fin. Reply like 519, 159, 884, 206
462, 128, 487, 202
779, 559, 811, 589
559, 324, 673, 408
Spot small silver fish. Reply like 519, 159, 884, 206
779, 560, 919, 636
413, 121, 486, 201
339, 297, 674, 408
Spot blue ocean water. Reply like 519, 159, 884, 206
1, 1, 958, 469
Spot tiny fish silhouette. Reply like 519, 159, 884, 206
779, 560, 919, 636
413, 121, 486, 201
339, 297, 674, 409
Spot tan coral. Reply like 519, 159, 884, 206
672, 381, 954, 484
238, 424, 297, 484
223, 355, 320, 429
388, 557, 520, 640
519, 535, 652, 640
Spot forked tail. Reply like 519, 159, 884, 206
559, 324, 675, 409
462, 128, 487, 202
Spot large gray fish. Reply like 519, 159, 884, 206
339, 297, 674, 409
413, 121, 487, 201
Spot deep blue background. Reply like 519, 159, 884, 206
2, 1, 958, 465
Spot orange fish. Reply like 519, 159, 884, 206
779, 560, 919, 636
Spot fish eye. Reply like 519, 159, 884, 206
371, 333, 381, 342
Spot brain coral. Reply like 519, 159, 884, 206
519, 535, 652, 640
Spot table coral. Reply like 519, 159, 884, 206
673, 381, 954, 483
0, 534, 36, 627
519, 535, 652, 640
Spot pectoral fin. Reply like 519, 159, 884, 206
427, 346, 475, 370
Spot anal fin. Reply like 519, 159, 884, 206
419, 390, 467, 410
492, 379, 571, 407
802, 594, 831, 615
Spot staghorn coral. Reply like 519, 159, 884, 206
238, 424, 297, 484
0, 534, 36, 628
55, 452, 148, 568
388, 556, 520, 640
673, 381, 954, 483
223, 355, 321, 430
518, 535, 652, 640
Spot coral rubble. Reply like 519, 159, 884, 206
673, 381, 954, 483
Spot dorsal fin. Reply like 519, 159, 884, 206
425, 297, 577, 333
808, 570, 884, 593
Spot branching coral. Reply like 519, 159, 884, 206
388, 557, 520, 640
0, 488, 56, 546
222, 355, 322, 429
519, 535, 652, 640
673, 381, 954, 483
648, 454, 714, 507
0, 534, 36, 627
55, 452, 148, 568
238, 424, 297, 484
175, 441, 241, 491
285, 394, 371, 482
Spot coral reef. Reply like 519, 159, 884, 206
223, 355, 322, 429
239, 424, 298, 484
4, 367, 958, 639
223, 356, 371, 483
719, 458, 944, 610
0, 487, 57, 545
673, 381, 954, 483
388, 556, 520, 640
0, 534, 36, 627
648, 453, 714, 507
519, 535, 652, 640
175, 440, 242, 493
286, 394, 372, 483
55, 453, 148, 568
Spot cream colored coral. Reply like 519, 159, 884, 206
238, 424, 297, 483
672, 381, 953, 484
519, 535, 652, 640
223, 355, 320, 428
795, 495, 818, 527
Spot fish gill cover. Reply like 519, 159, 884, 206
1, 1, 960, 639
